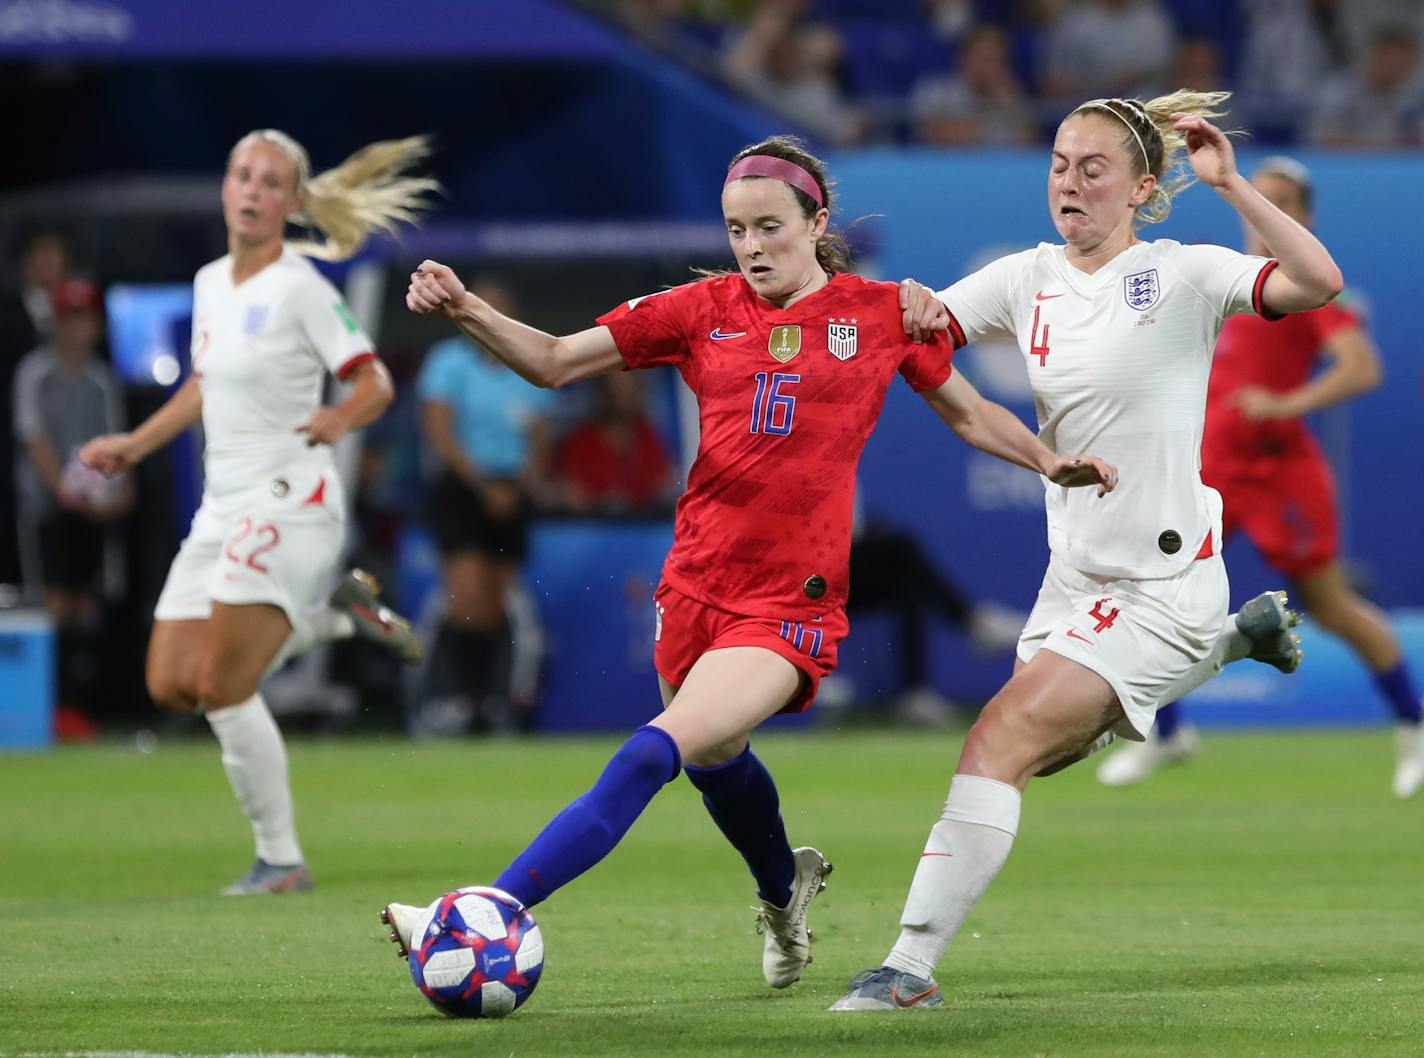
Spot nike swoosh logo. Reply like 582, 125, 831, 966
1035, 291, 1064, 301
1065, 628, 1092, 644
892, 983, 939, 1008
709, 328, 747, 340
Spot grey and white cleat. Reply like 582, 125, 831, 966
1393, 723, 1424, 800
1235, 590, 1303, 674
379, 901, 424, 958
332, 569, 423, 665
829, 965, 943, 1011
754, 846, 833, 988
220, 858, 313, 896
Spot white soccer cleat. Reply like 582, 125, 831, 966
380, 901, 425, 958
1096, 725, 1199, 787
754, 846, 833, 989
1392, 723, 1424, 800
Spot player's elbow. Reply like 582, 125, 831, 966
1314, 265, 1345, 308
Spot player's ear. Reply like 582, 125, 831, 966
809, 207, 829, 240
1130, 172, 1156, 210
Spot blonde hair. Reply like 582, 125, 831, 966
1067, 90, 1234, 227
232, 129, 439, 261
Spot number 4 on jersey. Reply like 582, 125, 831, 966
1030, 305, 1051, 367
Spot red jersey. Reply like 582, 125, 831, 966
1203, 299, 1361, 465
554, 417, 672, 512
597, 271, 952, 619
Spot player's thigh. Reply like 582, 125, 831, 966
146, 618, 210, 712
197, 602, 294, 709
960, 649, 1122, 788
650, 646, 802, 766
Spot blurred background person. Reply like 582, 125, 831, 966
911, 23, 1038, 147
1309, 25, 1424, 147
1, 227, 72, 590
12, 277, 130, 738
1040, 0, 1178, 104
1097, 156, 1424, 796
551, 371, 676, 517
415, 281, 554, 735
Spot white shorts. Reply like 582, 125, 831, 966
154, 469, 345, 629
1016, 552, 1229, 740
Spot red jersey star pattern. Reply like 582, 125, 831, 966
598, 272, 952, 620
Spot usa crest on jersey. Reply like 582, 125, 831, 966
1124, 269, 1160, 310
827, 320, 858, 361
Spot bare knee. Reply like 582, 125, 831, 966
146, 667, 198, 713
195, 656, 258, 710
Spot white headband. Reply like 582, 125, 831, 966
1076, 99, 1151, 169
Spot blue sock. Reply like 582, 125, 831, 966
684, 743, 795, 908
1372, 662, 1423, 725
493, 725, 680, 908
1155, 701, 1182, 740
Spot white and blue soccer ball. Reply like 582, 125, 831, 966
407, 886, 544, 1018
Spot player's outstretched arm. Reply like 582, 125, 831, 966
79, 375, 203, 475
921, 370, 1118, 496
1176, 114, 1343, 315
407, 260, 625, 388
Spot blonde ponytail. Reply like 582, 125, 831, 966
1069, 90, 1234, 228
234, 130, 440, 261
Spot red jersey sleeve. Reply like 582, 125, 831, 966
1303, 300, 1363, 345
897, 332, 953, 393
596, 282, 701, 370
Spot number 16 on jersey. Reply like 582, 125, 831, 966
750, 371, 800, 436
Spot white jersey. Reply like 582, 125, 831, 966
938, 239, 1278, 579
190, 247, 374, 513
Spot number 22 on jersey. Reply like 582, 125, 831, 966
750, 371, 800, 436
224, 516, 281, 575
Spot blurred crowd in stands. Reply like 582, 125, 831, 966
595, 0, 1424, 147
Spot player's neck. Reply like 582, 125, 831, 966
761, 268, 831, 310
1064, 228, 1139, 275
229, 237, 285, 286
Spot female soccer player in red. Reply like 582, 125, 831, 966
841, 93, 1343, 1010
1098, 157, 1424, 796
384, 135, 1115, 992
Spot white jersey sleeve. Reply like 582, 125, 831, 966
1158, 243, 1279, 322
933, 249, 1036, 346
292, 272, 376, 380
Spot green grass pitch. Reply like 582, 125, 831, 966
2, 729, 1422, 1057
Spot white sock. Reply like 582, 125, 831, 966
1156, 612, 1250, 705
262, 606, 356, 678
884, 774, 1021, 981
206, 693, 303, 865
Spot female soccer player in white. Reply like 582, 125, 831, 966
81, 129, 431, 894
832, 91, 1345, 1010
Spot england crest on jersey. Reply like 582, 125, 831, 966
1124, 269, 1160, 311
827, 320, 858, 361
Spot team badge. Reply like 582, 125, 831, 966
827, 318, 858, 361
768, 325, 802, 364
244, 305, 268, 336
1124, 269, 1160, 311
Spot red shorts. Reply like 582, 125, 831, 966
652, 581, 848, 713
1207, 450, 1339, 579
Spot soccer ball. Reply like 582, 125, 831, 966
406, 886, 544, 1018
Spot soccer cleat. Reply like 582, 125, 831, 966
331, 569, 423, 665
754, 846, 833, 988
220, 858, 313, 896
1393, 723, 1424, 800
380, 901, 425, 958
1235, 590, 1304, 674
1096, 725, 1199, 787
828, 966, 944, 1011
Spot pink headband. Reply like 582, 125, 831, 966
724, 155, 824, 208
